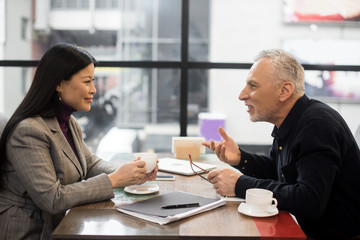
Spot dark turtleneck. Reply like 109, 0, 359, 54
56, 103, 81, 164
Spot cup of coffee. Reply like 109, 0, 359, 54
133, 152, 157, 173
245, 188, 278, 213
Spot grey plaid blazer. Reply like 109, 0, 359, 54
0, 116, 119, 239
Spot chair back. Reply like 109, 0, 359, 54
0, 113, 8, 136
355, 125, 360, 149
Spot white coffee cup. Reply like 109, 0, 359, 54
245, 188, 278, 213
133, 152, 157, 173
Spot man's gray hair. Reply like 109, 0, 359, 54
254, 49, 305, 94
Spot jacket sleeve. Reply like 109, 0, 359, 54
235, 145, 277, 179
233, 145, 277, 198
7, 118, 115, 215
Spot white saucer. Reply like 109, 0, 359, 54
124, 184, 159, 195
237, 203, 279, 217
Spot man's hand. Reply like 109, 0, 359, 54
202, 127, 241, 166
207, 168, 242, 196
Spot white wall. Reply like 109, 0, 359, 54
0, 0, 5, 112
0, 45, 4, 113
3, 0, 32, 115
210, 0, 360, 144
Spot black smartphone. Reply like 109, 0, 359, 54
156, 175, 175, 181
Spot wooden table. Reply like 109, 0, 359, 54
52, 154, 307, 239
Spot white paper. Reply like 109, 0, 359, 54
221, 196, 245, 202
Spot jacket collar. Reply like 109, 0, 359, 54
271, 94, 311, 140
45, 117, 85, 177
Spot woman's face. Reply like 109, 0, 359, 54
56, 63, 96, 111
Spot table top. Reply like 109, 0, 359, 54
52, 154, 307, 240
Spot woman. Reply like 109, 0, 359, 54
0, 43, 157, 239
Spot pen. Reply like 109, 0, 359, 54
161, 203, 200, 209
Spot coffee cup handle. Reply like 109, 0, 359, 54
271, 198, 278, 208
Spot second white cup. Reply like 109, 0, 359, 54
133, 152, 157, 173
245, 188, 278, 213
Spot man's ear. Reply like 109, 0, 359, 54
279, 81, 294, 102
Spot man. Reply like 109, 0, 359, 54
203, 49, 360, 239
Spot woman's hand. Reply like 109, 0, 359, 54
108, 160, 147, 188
108, 159, 159, 188
134, 157, 159, 182
146, 162, 158, 181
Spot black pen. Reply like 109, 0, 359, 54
161, 203, 200, 209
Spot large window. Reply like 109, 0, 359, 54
51, 0, 90, 9
1, 0, 360, 157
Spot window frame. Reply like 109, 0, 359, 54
1, 0, 360, 136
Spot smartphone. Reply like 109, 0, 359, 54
156, 175, 175, 181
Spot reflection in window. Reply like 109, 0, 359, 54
188, 69, 208, 123
21, 18, 28, 40
72, 68, 183, 152
39, 0, 211, 62
189, 0, 210, 61
45, 0, 186, 61
304, 70, 360, 102
157, 69, 180, 123
21, 68, 28, 94
4, 0, 360, 154
31, 0, 210, 153
50, 0, 89, 9
95, 0, 119, 8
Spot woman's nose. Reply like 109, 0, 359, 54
90, 82, 97, 94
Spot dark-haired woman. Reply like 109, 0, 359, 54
0, 43, 157, 239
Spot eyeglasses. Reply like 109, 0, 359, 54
189, 154, 211, 183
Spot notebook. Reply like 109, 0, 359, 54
158, 157, 216, 176
117, 191, 226, 225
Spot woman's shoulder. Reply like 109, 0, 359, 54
16, 116, 58, 133
18, 115, 48, 126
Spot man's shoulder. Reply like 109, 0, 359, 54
303, 99, 341, 121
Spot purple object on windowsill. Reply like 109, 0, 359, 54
198, 113, 226, 142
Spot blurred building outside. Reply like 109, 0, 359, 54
0, 0, 359, 159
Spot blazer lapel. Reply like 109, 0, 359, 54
68, 118, 87, 177
45, 117, 84, 177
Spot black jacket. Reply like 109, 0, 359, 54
235, 95, 360, 239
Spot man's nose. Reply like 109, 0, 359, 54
238, 87, 248, 101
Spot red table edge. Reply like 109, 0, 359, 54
253, 211, 307, 240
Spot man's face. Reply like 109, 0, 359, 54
238, 58, 282, 125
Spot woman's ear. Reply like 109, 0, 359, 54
56, 81, 62, 92
279, 81, 294, 102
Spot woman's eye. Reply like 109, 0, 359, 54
84, 78, 95, 85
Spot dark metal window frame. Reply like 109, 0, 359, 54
1, 0, 360, 136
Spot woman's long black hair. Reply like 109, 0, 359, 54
0, 43, 96, 189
